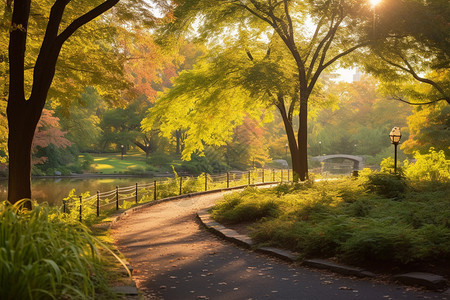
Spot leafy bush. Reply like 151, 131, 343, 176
180, 155, 213, 176
81, 153, 94, 171
404, 148, 450, 182
364, 172, 406, 199
146, 152, 175, 168
0, 201, 113, 299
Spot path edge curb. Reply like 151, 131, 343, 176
196, 208, 449, 292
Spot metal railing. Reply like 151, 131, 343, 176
62, 168, 291, 222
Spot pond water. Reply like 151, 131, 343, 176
0, 176, 162, 206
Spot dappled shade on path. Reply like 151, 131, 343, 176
111, 193, 444, 300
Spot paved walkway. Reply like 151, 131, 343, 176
111, 192, 445, 300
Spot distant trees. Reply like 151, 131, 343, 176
155, 0, 378, 180
309, 75, 412, 165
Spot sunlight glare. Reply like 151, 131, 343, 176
370, 0, 381, 7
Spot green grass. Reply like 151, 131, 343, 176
0, 200, 121, 299
210, 176, 450, 268
87, 151, 150, 174
86, 151, 183, 174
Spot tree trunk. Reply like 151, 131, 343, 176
297, 95, 308, 181
175, 130, 181, 155
276, 94, 301, 182
7, 100, 41, 207
7, 0, 120, 205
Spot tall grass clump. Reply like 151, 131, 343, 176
211, 187, 280, 224
0, 200, 112, 299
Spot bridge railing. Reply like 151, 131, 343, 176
61, 168, 291, 223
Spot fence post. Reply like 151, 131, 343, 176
97, 191, 100, 217
227, 172, 229, 188
248, 171, 251, 185
135, 183, 138, 203
116, 186, 119, 210
154, 180, 157, 201
205, 173, 208, 191
79, 195, 82, 223
180, 176, 183, 195
262, 169, 264, 183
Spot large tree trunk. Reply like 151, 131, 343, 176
7, 102, 41, 207
7, 0, 120, 205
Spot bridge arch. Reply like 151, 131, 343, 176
311, 154, 364, 171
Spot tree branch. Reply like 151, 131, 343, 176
235, 1, 274, 27
391, 95, 448, 105
377, 53, 450, 104
283, 0, 293, 38
306, 13, 338, 82
57, 0, 119, 45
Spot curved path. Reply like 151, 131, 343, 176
111, 192, 444, 300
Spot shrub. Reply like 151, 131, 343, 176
404, 148, 450, 182
340, 220, 416, 264
364, 172, 406, 199
212, 178, 450, 267
0, 201, 112, 299
211, 191, 280, 224
81, 153, 94, 171
146, 152, 174, 168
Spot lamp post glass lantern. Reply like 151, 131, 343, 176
121, 144, 124, 160
389, 127, 402, 173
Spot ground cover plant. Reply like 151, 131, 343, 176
0, 200, 122, 299
210, 152, 450, 271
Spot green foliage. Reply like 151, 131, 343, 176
180, 155, 213, 175
402, 102, 450, 157
0, 201, 113, 299
404, 148, 450, 182
179, 153, 228, 175
211, 188, 279, 224
32, 145, 80, 176
364, 172, 406, 199
146, 152, 177, 169
81, 153, 94, 171
211, 178, 450, 265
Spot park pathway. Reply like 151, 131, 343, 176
111, 192, 444, 300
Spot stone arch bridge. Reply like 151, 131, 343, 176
311, 154, 364, 171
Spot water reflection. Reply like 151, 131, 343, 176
0, 177, 160, 206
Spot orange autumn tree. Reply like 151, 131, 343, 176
32, 109, 71, 165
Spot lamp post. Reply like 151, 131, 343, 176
146, 143, 149, 158
285, 143, 288, 156
389, 127, 402, 174
319, 141, 322, 156
121, 144, 124, 160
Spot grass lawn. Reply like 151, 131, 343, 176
87, 151, 148, 174
84, 151, 183, 175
